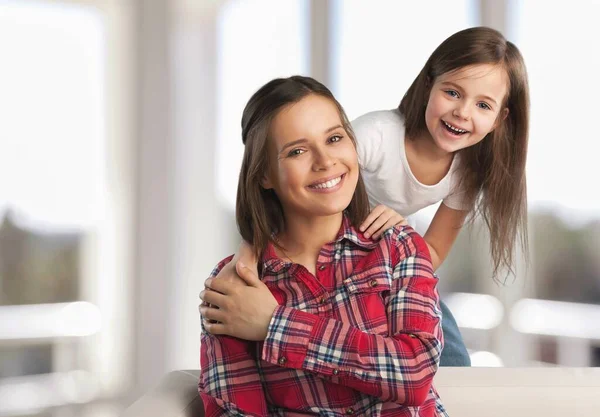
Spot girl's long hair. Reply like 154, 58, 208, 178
399, 27, 530, 281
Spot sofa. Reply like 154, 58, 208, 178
122, 367, 600, 416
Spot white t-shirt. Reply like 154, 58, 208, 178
352, 109, 471, 218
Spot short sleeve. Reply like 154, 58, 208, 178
351, 113, 384, 173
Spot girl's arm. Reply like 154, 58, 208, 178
423, 203, 469, 270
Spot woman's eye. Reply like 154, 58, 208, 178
445, 90, 459, 98
477, 102, 492, 110
328, 135, 343, 143
287, 148, 305, 157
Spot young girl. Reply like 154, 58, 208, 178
199, 76, 447, 416
355, 26, 529, 279
206, 26, 530, 366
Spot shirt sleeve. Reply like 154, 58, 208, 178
199, 257, 269, 417
260, 230, 443, 407
442, 159, 475, 211
351, 113, 385, 173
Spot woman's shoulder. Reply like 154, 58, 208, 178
208, 255, 235, 279
379, 225, 430, 262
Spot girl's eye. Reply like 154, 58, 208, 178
328, 134, 343, 143
477, 102, 492, 110
445, 90, 459, 98
287, 148, 305, 157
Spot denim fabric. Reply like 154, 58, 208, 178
439, 300, 471, 366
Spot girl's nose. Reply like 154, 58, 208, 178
453, 105, 471, 121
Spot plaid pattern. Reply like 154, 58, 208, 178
199, 215, 448, 416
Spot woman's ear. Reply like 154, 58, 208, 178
261, 174, 273, 190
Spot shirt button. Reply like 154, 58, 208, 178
319, 296, 327, 304
409, 334, 417, 338
318, 264, 326, 271
369, 279, 378, 287
345, 408, 354, 415
333, 369, 339, 375
278, 356, 287, 365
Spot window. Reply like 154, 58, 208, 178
331, 0, 478, 120
216, 0, 310, 210
0, 1, 132, 415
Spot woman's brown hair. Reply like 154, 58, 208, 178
236, 76, 370, 263
400, 26, 530, 281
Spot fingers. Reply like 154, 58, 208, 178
204, 276, 241, 295
200, 305, 226, 323
199, 289, 227, 308
235, 261, 261, 287
373, 217, 399, 239
372, 214, 407, 238
202, 319, 227, 335
363, 211, 390, 239
359, 205, 386, 232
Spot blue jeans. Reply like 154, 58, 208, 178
439, 300, 471, 366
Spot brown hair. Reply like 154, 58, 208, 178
236, 76, 370, 262
399, 26, 530, 281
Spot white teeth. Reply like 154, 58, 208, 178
443, 121, 467, 133
311, 175, 342, 189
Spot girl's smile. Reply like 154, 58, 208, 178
424, 63, 508, 154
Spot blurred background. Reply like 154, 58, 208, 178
1, 0, 599, 415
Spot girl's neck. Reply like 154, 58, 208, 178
409, 130, 454, 163
405, 130, 455, 186
275, 212, 343, 267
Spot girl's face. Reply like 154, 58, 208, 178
424, 63, 509, 154
262, 94, 359, 221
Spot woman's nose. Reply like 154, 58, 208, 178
312, 149, 335, 171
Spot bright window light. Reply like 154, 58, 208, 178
0, 1, 105, 230
216, 0, 309, 210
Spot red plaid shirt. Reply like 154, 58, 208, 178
199, 215, 447, 416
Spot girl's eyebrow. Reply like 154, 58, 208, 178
279, 124, 344, 154
441, 81, 499, 106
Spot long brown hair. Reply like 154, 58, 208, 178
236, 76, 370, 262
400, 26, 530, 281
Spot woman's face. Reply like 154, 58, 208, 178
262, 94, 359, 220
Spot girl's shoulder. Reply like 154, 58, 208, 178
351, 108, 405, 132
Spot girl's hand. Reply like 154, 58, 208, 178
200, 262, 278, 341
359, 205, 407, 239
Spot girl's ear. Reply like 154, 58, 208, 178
493, 108, 510, 129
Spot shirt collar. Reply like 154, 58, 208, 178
261, 213, 379, 274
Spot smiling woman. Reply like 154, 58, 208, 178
199, 76, 448, 416
261, 94, 360, 225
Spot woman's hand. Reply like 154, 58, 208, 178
359, 205, 407, 239
198, 240, 258, 316
200, 262, 278, 341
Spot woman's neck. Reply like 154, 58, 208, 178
275, 212, 343, 271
